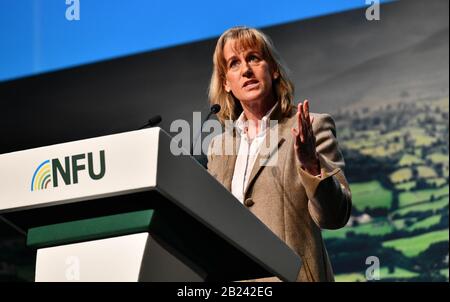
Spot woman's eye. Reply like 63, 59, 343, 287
229, 60, 239, 68
249, 55, 260, 62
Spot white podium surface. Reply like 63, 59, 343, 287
35, 232, 204, 282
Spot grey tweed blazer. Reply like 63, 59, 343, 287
207, 102, 352, 282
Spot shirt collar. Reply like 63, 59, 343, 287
235, 102, 278, 136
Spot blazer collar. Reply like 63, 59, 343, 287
220, 102, 292, 196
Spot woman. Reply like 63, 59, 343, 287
207, 26, 352, 282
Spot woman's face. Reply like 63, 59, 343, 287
223, 39, 277, 108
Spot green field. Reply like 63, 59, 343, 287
355, 220, 395, 236
399, 186, 449, 207
382, 229, 449, 257
390, 168, 413, 183
434, 97, 450, 110
426, 178, 448, 187
335, 272, 366, 282
335, 267, 420, 282
393, 196, 448, 216
392, 218, 408, 229
398, 154, 424, 166
358, 130, 381, 138
361, 143, 404, 158
322, 228, 347, 239
406, 127, 437, 147
382, 130, 403, 141
350, 181, 393, 211
407, 215, 442, 231
426, 152, 449, 164
323, 219, 394, 240
344, 139, 376, 150
379, 267, 420, 279
395, 181, 416, 191
414, 148, 423, 157
413, 135, 437, 147
417, 166, 437, 178
407, 127, 427, 137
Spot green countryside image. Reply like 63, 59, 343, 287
323, 97, 449, 281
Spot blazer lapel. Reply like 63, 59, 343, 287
222, 155, 236, 191
243, 102, 289, 198
243, 133, 286, 198
220, 129, 240, 191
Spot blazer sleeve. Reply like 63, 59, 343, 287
296, 113, 352, 230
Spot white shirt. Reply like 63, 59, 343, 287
231, 104, 277, 203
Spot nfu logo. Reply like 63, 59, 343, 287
31, 150, 106, 191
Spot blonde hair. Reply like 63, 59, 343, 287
208, 26, 294, 124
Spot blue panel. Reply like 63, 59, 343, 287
0, 0, 390, 82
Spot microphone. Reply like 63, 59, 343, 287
210, 104, 221, 115
138, 115, 162, 130
190, 104, 221, 156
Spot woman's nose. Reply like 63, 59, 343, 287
242, 63, 253, 77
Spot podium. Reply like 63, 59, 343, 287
0, 128, 301, 282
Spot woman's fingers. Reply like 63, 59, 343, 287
294, 100, 318, 167
304, 100, 311, 133
304, 100, 309, 119
294, 101, 315, 146
297, 103, 304, 143
300, 102, 309, 143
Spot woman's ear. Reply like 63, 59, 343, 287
224, 80, 231, 93
273, 71, 279, 80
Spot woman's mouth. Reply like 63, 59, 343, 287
243, 79, 259, 88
